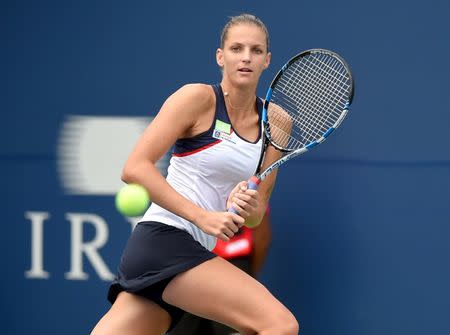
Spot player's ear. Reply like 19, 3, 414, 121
263, 52, 271, 69
216, 48, 224, 67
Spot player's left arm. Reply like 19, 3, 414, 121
227, 144, 281, 227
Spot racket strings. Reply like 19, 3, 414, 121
287, 57, 348, 139
285, 57, 347, 132
298, 55, 351, 114
268, 52, 352, 149
280, 56, 348, 112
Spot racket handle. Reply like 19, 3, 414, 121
228, 206, 240, 214
227, 176, 261, 214
247, 175, 261, 190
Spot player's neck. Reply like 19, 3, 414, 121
220, 83, 256, 117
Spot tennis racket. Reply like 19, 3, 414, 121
229, 48, 354, 210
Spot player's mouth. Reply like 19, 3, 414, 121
238, 68, 253, 73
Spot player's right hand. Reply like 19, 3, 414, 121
194, 210, 245, 241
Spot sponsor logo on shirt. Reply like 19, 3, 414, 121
212, 119, 235, 143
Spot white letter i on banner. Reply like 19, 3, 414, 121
24, 211, 51, 279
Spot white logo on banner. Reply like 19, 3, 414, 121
57, 115, 169, 195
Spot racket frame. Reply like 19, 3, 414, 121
256, 48, 354, 183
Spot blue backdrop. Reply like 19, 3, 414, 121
3, 0, 450, 334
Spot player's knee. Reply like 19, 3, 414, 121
257, 310, 299, 335
276, 311, 300, 335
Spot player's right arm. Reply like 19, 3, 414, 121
121, 84, 243, 240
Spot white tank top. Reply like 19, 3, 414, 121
140, 84, 263, 250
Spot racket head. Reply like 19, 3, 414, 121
262, 48, 354, 152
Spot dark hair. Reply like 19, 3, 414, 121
220, 14, 270, 52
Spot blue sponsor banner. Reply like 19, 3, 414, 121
3, 1, 450, 334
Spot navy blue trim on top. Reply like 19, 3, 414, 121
172, 84, 262, 156
216, 84, 262, 144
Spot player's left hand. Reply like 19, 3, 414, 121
227, 181, 260, 219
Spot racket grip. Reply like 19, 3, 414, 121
247, 176, 261, 190
228, 206, 239, 214
227, 176, 261, 214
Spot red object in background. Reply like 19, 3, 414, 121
213, 226, 253, 259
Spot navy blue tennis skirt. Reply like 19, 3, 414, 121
108, 221, 217, 331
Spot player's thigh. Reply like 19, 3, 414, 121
162, 257, 296, 334
91, 291, 171, 335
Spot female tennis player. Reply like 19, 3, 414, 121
91, 14, 299, 335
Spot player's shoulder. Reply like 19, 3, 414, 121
172, 83, 214, 107
162, 83, 215, 122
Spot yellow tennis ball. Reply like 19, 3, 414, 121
115, 184, 150, 217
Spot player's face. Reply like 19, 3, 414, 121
217, 24, 271, 88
